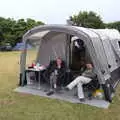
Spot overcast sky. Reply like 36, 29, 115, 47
0, 0, 119, 24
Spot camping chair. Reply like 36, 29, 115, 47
43, 60, 56, 84
43, 60, 67, 87
70, 73, 100, 99
83, 75, 100, 98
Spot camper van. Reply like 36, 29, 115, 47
18, 25, 120, 104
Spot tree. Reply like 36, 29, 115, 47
0, 17, 44, 47
26, 18, 44, 30
0, 30, 4, 42
69, 11, 105, 29
105, 21, 120, 32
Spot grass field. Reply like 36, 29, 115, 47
0, 52, 120, 120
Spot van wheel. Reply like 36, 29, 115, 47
102, 83, 112, 102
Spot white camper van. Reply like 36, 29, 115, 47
18, 25, 120, 104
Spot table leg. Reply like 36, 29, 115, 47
38, 71, 41, 90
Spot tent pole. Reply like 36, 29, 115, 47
66, 34, 72, 83
19, 40, 27, 86
66, 34, 71, 69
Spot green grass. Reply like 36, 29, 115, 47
0, 52, 120, 120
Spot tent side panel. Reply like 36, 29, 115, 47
110, 39, 120, 66
91, 37, 110, 81
102, 38, 118, 72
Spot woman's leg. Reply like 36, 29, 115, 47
77, 82, 84, 99
67, 76, 85, 90
77, 76, 92, 99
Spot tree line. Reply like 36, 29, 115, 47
69, 11, 120, 31
0, 11, 120, 47
0, 17, 44, 47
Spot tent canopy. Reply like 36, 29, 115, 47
19, 25, 120, 103
23, 25, 101, 72
21, 25, 120, 84
23, 25, 102, 78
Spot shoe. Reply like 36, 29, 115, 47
46, 91, 54, 96
79, 98, 85, 102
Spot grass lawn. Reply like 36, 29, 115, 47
0, 51, 120, 120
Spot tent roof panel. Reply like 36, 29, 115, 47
23, 25, 99, 42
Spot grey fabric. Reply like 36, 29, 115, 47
15, 86, 110, 108
90, 37, 110, 78
95, 30, 118, 72
102, 36, 118, 72
37, 33, 66, 65
21, 25, 120, 85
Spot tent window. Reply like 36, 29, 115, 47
26, 43, 39, 68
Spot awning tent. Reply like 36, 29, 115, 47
20, 24, 120, 102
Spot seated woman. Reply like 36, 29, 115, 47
44, 57, 66, 95
66, 63, 96, 101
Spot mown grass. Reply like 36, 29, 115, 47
0, 51, 120, 120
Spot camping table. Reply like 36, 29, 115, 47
26, 68, 46, 89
